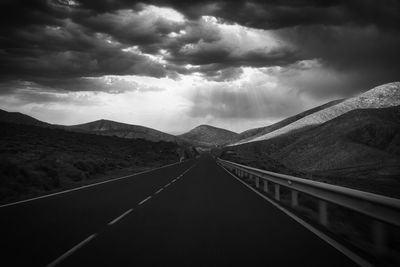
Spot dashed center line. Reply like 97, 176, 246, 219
46, 164, 197, 267
108, 209, 133, 226
46, 234, 97, 267
138, 196, 152, 205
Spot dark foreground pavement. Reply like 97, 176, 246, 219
1, 154, 358, 267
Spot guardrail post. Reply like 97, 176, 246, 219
275, 184, 280, 201
291, 190, 298, 208
255, 177, 260, 188
318, 200, 328, 226
372, 220, 387, 255
263, 180, 269, 193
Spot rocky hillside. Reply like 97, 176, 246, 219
232, 99, 344, 145
221, 105, 400, 197
238, 82, 400, 144
179, 125, 238, 147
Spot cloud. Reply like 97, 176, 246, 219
187, 67, 307, 120
80, 5, 186, 46
159, 0, 400, 30
0, 17, 168, 89
0, 0, 399, 132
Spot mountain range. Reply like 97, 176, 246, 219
232, 82, 400, 145
1, 82, 399, 198
220, 82, 400, 197
0, 109, 237, 147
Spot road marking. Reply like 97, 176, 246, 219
108, 209, 133, 226
46, 234, 97, 267
218, 164, 374, 267
44, 163, 197, 267
138, 196, 152, 205
0, 161, 186, 209
155, 188, 163, 194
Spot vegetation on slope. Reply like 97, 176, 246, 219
0, 122, 187, 203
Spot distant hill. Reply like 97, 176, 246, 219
236, 82, 400, 145
233, 99, 344, 145
0, 109, 51, 127
0, 109, 181, 144
66, 119, 178, 143
179, 125, 238, 147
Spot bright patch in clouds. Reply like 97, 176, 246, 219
141, 5, 185, 23
0, 60, 329, 133
179, 15, 291, 59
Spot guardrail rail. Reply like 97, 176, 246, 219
217, 158, 400, 266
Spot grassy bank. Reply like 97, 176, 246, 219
0, 122, 182, 204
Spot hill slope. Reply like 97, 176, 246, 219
222, 105, 400, 197
0, 122, 181, 203
239, 82, 400, 144
233, 99, 344, 145
0, 109, 181, 144
66, 119, 177, 143
179, 125, 238, 147
0, 109, 51, 127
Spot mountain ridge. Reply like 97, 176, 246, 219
66, 119, 178, 143
236, 82, 400, 145
179, 124, 238, 147
233, 99, 345, 145
0, 109, 238, 146
0, 109, 51, 128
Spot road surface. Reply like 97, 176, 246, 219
1, 154, 359, 266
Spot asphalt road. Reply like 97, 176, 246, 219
1, 154, 359, 267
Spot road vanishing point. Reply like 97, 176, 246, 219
1, 154, 359, 267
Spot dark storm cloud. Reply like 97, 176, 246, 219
158, 0, 400, 30
0, 4, 168, 88
72, 0, 400, 30
0, 0, 399, 97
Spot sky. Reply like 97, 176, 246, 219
0, 0, 399, 134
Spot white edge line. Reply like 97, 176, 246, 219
138, 196, 152, 205
155, 188, 163, 195
218, 164, 375, 267
0, 161, 184, 208
108, 209, 133, 226
46, 233, 97, 267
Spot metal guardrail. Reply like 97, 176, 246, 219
217, 158, 400, 256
